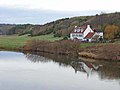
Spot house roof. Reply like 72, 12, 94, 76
71, 26, 87, 34
71, 32, 83, 34
94, 29, 103, 32
84, 32, 95, 39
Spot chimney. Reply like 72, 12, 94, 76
87, 25, 90, 28
75, 26, 77, 28
74, 26, 77, 32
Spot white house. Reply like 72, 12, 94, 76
70, 25, 103, 42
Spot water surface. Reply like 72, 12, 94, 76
0, 51, 120, 90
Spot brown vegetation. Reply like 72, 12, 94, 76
81, 44, 120, 61
79, 52, 96, 59
98, 44, 120, 60
23, 40, 81, 56
104, 25, 119, 40
24, 38, 120, 61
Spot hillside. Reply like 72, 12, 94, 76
0, 12, 120, 37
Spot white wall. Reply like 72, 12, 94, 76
97, 32, 103, 37
70, 33, 83, 40
83, 25, 94, 38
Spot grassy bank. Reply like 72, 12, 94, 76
0, 34, 63, 50
1, 35, 120, 61
79, 43, 120, 61
0, 34, 95, 50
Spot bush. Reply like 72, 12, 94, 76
63, 36, 68, 40
54, 33, 62, 37
24, 40, 81, 56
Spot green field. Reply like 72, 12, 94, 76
1, 34, 119, 51
0, 34, 95, 50
80, 43, 95, 48
0, 34, 63, 50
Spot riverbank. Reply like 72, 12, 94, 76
23, 40, 81, 56
79, 44, 120, 61
0, 35, 120, 61
23, 39, 120, 61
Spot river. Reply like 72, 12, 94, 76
0, 51, 120, 90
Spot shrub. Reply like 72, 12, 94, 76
54, 33, 62, 37
63, 36, 68, 40
24, 40, 81, 56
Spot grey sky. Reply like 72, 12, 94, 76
0, 0, 119, 24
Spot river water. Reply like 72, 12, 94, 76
0, 51, 119, 90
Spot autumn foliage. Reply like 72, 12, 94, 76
104, 25, 119, 40
23, 40, 81, 56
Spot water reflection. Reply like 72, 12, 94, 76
25, 52, 120, 81
0, 51, 120, 90
98, 62, 120, 80
25, 52, 74, 67
26, 53, 50, 63
71, 61, 102, 78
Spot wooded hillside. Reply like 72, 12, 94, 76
0, 12, 120, 38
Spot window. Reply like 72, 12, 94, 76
79, 34, 83, 37
72, 34, 75, 37
72, 34, 83, 37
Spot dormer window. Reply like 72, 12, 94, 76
76, 28, 80, 32
74, 28, 80, 32
80, 28, 84, 32
74, 29, 77, 32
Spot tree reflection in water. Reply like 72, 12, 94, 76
24, 52, 120, 81
25, 53, 51, 63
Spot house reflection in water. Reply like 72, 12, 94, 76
71, 61, 102, 77
25, 52, 120, 80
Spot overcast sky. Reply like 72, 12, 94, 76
0, 0, 120, 24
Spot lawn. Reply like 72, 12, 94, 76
0, 34, 63, 50
80, 43, 95, 48
1, 34, 118, 50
